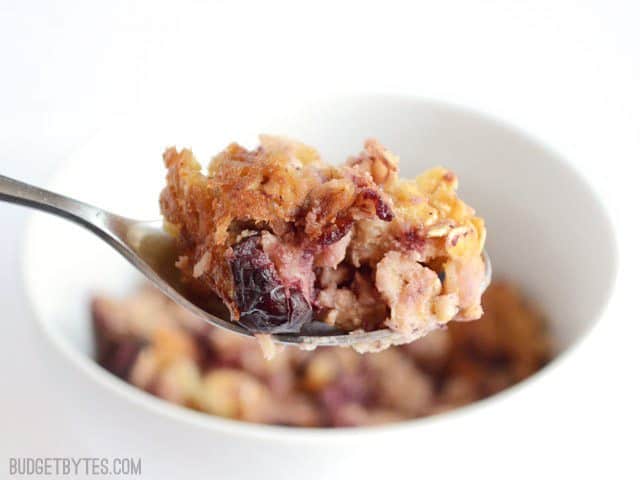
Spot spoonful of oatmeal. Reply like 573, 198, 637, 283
0, 136, 490, 355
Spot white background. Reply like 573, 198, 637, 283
1, 1, 639, 478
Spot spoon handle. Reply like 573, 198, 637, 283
0, 173, 107, 225
0, 173, 137, 249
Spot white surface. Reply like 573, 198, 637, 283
1, 1, 639, 479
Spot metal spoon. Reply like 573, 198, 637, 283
0, 174, 491, 349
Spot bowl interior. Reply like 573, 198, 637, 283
23, 95, 616, 415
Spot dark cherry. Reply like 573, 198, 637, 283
358, 188, 393, 221
229, 235, 312, 333
94, 332, 145, 380
320, 371, 374, 426
320, 372, 371, 409
92, 303, 146, 379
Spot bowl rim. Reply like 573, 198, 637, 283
21, 92, 619, 444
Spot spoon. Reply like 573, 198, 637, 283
0, 174, 491, 349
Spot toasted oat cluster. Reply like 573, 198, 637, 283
160, 136, 487, 348
92, 281, 551, 427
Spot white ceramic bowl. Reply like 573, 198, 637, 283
23, 95, 617, 479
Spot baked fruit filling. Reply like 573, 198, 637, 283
91, 281, 551, 427
160, 136, 487, 346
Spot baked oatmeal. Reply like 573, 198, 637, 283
159, 137, 487, 349
91, 280, 551, 427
